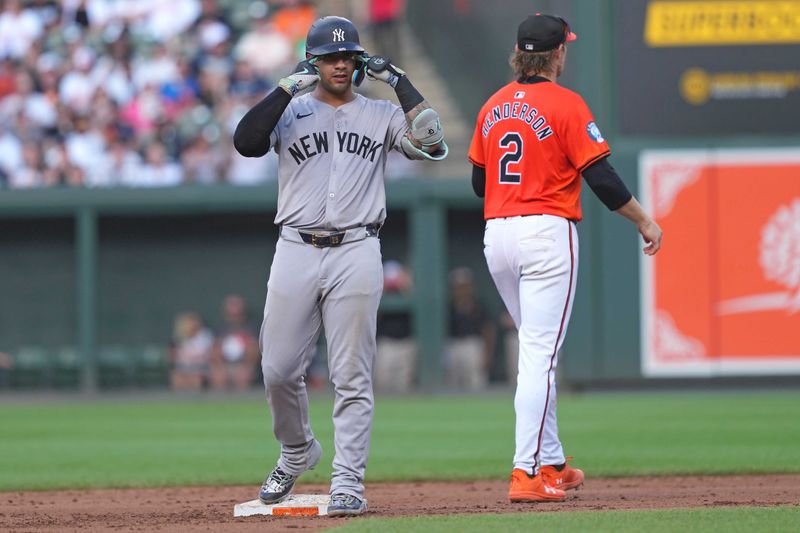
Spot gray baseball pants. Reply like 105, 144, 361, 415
259, 234, 383, 499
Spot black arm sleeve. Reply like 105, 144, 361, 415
471, 164, 486, 198
233, 88, 292, 157
394, 76, 425, 113
582, 157, 633, 211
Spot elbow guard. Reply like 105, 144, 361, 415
411, 108, 443, 146
400, 108, 448, 161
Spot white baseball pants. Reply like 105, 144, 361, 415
483, 214, 578, 474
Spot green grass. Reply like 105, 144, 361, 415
328, 507, 800, 533
1, 391, 799, 491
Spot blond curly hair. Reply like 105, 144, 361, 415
509, 48, 558, 79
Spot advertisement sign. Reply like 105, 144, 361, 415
618, 1, 800, 135
640, 148, 800, 376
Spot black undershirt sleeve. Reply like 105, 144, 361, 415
472, 158, 630, 209
582, 157, 633, 211
394, 76, 425, 113
233, 88, 292, 157
471, 164, 486, 198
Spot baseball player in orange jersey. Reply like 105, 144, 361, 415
468, 14, 662, 502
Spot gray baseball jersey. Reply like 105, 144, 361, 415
269, 92, 408, 230
260, 92, 411, 500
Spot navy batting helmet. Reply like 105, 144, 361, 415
305, 16, 365, 56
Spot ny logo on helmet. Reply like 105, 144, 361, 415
332, 28, 345, 42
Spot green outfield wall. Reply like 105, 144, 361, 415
0, 183, 488, 390
0, 180, 653, 390
0, 176, 689, 390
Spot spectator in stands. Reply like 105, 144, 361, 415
90, 88, 121, 135
0, 57, 16, 99
210, 294, 260, 391
91, 34, 136, 106
8, 105, 39, 148
65, 111, 105, 179
196, 0, 233, 29
128, 0, 201, 44
160, 57, 200, 118
234, 16, 293, 80
21, 68, 58, 131
34, 3, 69, 53
59, 45, 96, 113
197, 60, 230, 109
7, 140, 46, 188
27, 0, 59, 25
195, 17, 233, 76
375, 260, 416, 393
132, 43, 179, 92
229, 57, 271, 99
0, 69, 31, 126
33, 57, 61, 129
58, 0, 91, 28
119, 83, 165, 137
445, 267, 496, 391
0, 0, 44, 61
42, 137, 85, 187
169, 311, 214, 391
91, 137, 141, 187
0, 120, 22, 183
181, 133, 224, 184
128, 140, 183, 187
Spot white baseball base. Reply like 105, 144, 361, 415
234, 494, 329, 517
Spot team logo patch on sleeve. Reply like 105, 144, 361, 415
587, 122, 605, 143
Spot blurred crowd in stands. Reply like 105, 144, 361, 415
0, 0, 404, 189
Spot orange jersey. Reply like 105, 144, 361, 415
468, 79, 610, 221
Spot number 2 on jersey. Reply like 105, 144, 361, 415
498, 132, 523, 184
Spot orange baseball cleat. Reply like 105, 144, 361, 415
508, 469, 567, 502
540, 456, 585, 491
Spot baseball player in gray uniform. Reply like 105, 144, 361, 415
233, 16, 447, 517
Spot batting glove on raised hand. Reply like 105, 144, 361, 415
278, 58, 319, 97
366, 56, 405, 88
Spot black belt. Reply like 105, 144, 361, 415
296, 224, 381, 248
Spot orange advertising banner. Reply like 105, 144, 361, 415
640, 149, 800, 376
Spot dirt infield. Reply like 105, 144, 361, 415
2, 475, 798, 532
